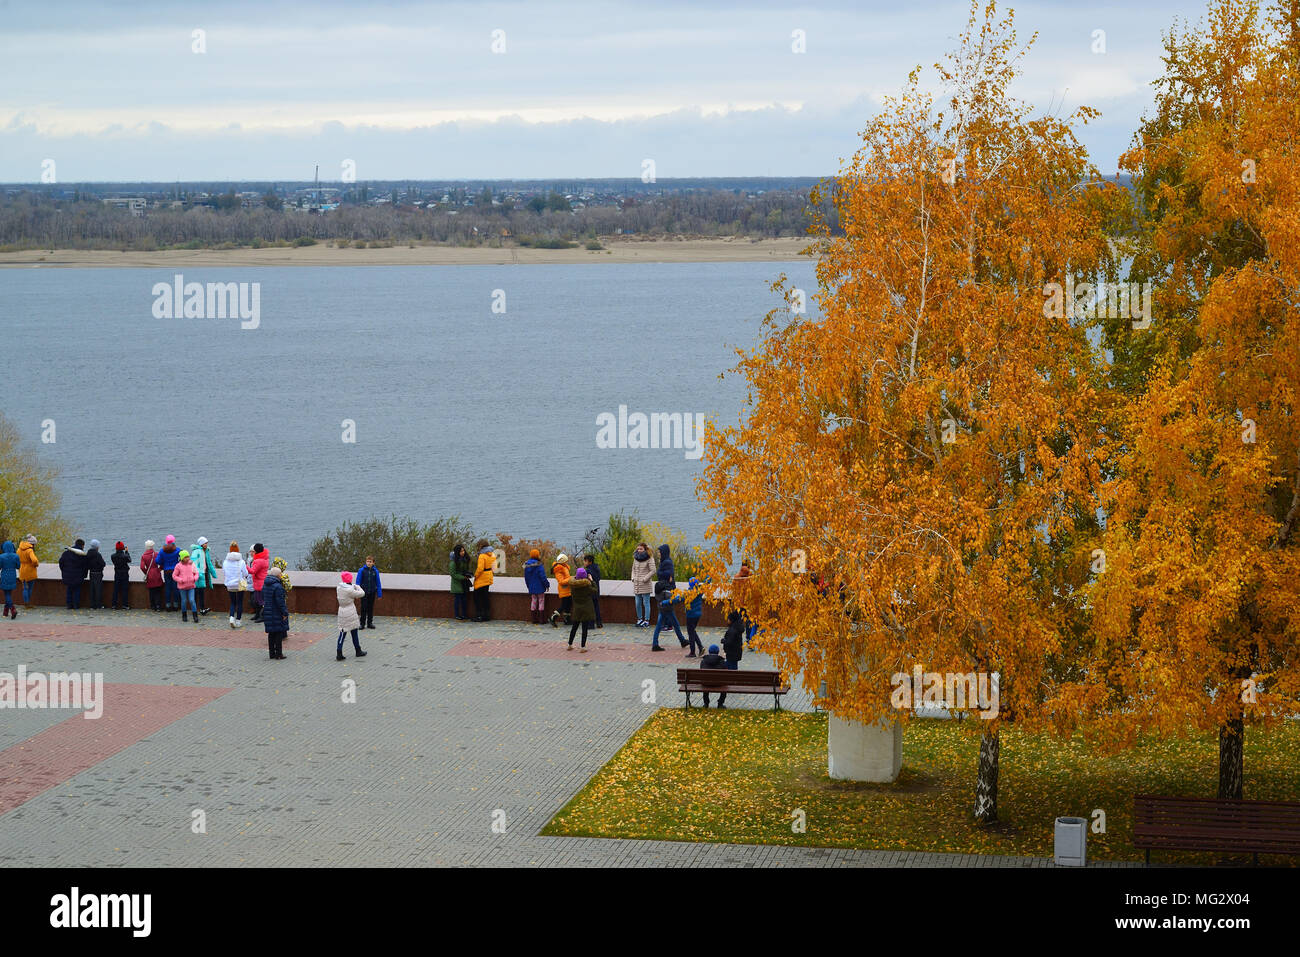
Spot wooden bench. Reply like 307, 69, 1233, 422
1133, 794, 1300, 864
677, 668, 790, 710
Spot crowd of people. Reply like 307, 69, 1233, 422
3, 532, 754, 686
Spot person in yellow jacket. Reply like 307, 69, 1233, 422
17, 535, 39, 606
549, 553, 572, 627
472, 539, 496, 622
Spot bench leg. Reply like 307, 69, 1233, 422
684, 690, 691, 710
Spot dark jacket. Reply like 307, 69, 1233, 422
657, 544, 674, 584
523, 558, 549, 595
261, 576, 289, 632
722, 619, 745, 662
569, 577, 596, 623
111, 548, 133, 580
86, 546, 107, 579
654, 579, 680, 618
449, 552, 472, 595
583, 561, 602, 595
59, 546, 89, 585
356, 564, 382, 596
0, 541, 19, 591
700, 652, 727, 670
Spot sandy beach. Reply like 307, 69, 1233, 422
0, 237, 817, 268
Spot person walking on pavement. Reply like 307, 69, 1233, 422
335, 571, 368, 661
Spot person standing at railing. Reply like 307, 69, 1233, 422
449, 544, 472, 620
472, 539, 495, 622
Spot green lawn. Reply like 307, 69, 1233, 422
542, 709, 1300, 863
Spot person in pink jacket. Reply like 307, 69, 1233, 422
248, 543, 269, 622
173, 549, 201, 624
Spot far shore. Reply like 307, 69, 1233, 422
0, 237, 817, 268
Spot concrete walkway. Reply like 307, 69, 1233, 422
0, 607, 1131, 867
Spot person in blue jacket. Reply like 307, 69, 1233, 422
0, 541, 20, 619
355, 556, 382, 629
523, 549, 549, 624
684, 575, 710, 657
262, 566, 290, 660
155, 535, 182, 610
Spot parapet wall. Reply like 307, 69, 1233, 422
23, 567, 731, 627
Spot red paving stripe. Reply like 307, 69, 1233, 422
0, 683, 231, 817
447, 636, 699, 664
1, 622, 329, 649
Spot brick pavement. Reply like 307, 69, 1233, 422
0, 608, 1135, 867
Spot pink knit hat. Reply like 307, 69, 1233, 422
341, 571, 353, 584
165, 535, 175, 544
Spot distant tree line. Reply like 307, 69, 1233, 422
0, 188, 840, 251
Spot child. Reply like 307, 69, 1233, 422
86, 540, 107, 609
630, 543, 654, 626
523, 549, 549, 624
699, 643, 728, 708
111, 542, 132, 609
449, 544, 472, 620
549, 553, 572, 627
173, 549, 200, 623
222, 542, 249, 628
355, 556, 381, 628
472, 540, 495, 622
582, 554, 603, 628
722, 611, 745, 670
684, 576, 709, 657
141, 540, 163, 611
567, 567, 595, 651
651, 578, 687, 651
335, 571, 367, 661
0, 541, 19, 619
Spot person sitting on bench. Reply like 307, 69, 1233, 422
700, 644, 728, 708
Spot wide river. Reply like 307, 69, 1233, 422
2, 261, 817, 564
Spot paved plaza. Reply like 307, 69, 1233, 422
0, 608, 1131, 867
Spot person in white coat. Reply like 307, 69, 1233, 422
222, 542, 251, 628
336, 571, 368, 662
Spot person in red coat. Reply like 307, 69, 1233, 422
247, 544, 269, 622
140, 540, 164, 611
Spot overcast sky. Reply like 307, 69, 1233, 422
0, 0, 1209, 182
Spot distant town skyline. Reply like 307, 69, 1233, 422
1, 0, 1206, 181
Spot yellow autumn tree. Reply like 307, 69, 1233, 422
0, 412, 70, 548
1088, 0, 1299, 799
697, 1, 1126, 821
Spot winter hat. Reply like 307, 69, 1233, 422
145, 539, 156, 549
24, 534, 37, 544
229, 541, 239, 552
115, 542, 125, 551
197, 536, 209, 546
253, 543, 265, 554
555, 553, 569, 565
165, 535, 175, 544
529, 548, 540, 559
89, 540, 100, 549
267, 566, 282, 578
708, 645, 720, 655
688, 577, 699, 588
179, 550, 190, 560
575, 567, 588, 579
341, 571, 353, 584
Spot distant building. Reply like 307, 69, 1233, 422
102, 197, 146, 217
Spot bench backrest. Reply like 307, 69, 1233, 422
677, 668, 781, 689
1135, 794, 1300, 841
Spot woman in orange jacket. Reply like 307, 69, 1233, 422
549, 553, 572, 627
472, 539, 496, 622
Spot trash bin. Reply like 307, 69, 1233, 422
1054, 816, 1087, 867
